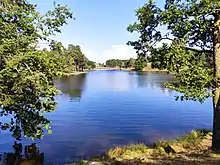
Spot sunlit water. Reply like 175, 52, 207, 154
0, 70, 213, 164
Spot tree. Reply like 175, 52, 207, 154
134, 58, 147, 71
0, 0, 72, 140
125, 58, 135, 68
106, 59, 117, 67
59, 44, 91, 73
73, 45, 87, 72
128, 0, 220, 151
61, 44, 78, 73
106, 59, 128, 68
87, 60, 96, 69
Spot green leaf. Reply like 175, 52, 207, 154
48, 130, 52, 135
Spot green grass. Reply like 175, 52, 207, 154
108, 143, 150, 160
58, 71, 88, 76
75, 130, 216, 165
107, 130, 212, 161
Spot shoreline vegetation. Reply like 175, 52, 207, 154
75, 130, 220, 165
59, 71, 88, 76
61, 66, 168, 76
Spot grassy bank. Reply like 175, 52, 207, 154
77, 130, 220, 165
58, 71, 88, 76
142, 66, 167, 72
57, 68, 168, 77
94, 67, 121, 71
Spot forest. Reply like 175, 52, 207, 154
105, 58, 148, 71
43, 44, 96, 74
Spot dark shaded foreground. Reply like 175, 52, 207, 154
1, 130, 220, 165
76, 155, 220, 165
0, 143, 43, 165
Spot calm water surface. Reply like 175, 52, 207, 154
0, 70, 213, 164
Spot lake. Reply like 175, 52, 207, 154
0, 70, 213, 164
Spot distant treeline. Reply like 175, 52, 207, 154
105, 58, 148, 71
43, 44, 96, 74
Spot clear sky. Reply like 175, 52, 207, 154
30, 0, 165, 63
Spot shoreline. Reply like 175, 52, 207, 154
59, 67, 169, 76
59, 71, 88, 76
94, 67, 168, 72
58, 68, 171, 81
59, 70, 169, 77
75, 130, 220, 165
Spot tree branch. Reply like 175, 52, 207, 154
161, 37, 174, 41
185, 47, 213, 54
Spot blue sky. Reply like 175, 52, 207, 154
30, 0, 165, 63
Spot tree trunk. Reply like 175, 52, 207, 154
212, 14, 220, 152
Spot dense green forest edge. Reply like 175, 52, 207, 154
42, 44, 97, 75
105, 58, 166, 72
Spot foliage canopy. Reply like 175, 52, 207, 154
128, 0, 220, 151
128, 0, 219, 102
105, 58, 136, 68
0, 0, 73, 140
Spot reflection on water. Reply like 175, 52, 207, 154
1, 143, 43, 165
54, 73, 87, 102
134, 71, 173, 90
0, 71, 212, 164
